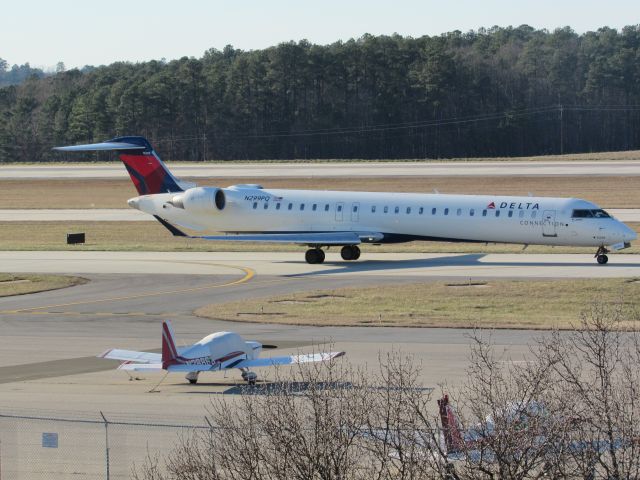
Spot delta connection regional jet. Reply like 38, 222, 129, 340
55, 137, 636, 265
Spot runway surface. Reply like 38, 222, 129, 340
3, 208, 640, 222
1, 249, 638, 422
2, 160, 640, 178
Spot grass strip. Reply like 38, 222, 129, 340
195, 278, 640, 330
0, 273, 87, 297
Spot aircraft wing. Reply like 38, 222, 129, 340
199, 232, 364, 245
153, 217, 383, 245
117, 363, 163, 372
98, 349, 161, 364
234, 351, 345, 369
117, 363, 219, 373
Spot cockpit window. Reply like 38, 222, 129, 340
572, 209, 611, 218
572, 209, 593, 218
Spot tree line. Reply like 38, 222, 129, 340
2, 25, 640, 162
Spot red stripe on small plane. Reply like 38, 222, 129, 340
215, 351, 245, 364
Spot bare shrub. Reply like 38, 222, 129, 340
537, 301, 640, 479
134, 302, 640, 480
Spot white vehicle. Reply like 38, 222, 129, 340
99, 320, 345, 385
56, 136, 636, 264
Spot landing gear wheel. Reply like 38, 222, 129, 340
341, 245, 360, 261
185, 371, 199, 384
594, 246, 610, 265
340, 246, 353, 261
242, 370, 258, 385
305, 248, 325, 264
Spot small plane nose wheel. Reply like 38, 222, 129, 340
340, 245, 361, 261
305, 248, 325, 264
595, 246, 609, 265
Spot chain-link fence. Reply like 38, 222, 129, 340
0, 411, 209, 479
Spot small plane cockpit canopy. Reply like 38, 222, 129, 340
572, 209, 611, 218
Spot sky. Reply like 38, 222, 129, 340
3, 0, 640, 70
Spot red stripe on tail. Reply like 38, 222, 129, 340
119, 151, 183, 195
162, 321, 179, 369
438, 394, 465, 454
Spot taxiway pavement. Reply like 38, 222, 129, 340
1, 250, 638, 421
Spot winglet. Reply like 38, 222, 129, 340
162, 321, 180, 369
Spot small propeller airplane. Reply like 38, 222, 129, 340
98, 320, 345, 385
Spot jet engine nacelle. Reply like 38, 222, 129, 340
169, 187, 226, 212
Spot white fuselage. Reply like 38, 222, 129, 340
177, 331, 261, 369
130, 185, 636, 248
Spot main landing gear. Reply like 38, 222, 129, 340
595, 246, 609, 265
340, 245, 361, 261
304, 245, 362, 264
185, 371, 200, 384
305, 248, 326, 264
241, 369, 258, 386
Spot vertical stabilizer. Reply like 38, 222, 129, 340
438, 394, 465, 455
54, 136, 185, 195
162, 320, 179, 369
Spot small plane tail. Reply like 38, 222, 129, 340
54, 136, 186, 195
437, 394, 465, 455
161, 320, 180, 369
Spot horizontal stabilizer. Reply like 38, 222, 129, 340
235, 351, 345, 369
98, 349, 161, 364
54, 142, 146, 152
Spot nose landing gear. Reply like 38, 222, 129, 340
595, 246, 609, 265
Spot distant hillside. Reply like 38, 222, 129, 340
1, 26, 640, 161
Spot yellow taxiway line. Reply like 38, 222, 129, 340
1, 263, 255, 314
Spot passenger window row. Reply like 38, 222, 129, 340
251, 202, 540, 219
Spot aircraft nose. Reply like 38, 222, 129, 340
623, 223, 637, 241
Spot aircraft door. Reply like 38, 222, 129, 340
335, 202, 344, 222
542, 210, 557, 237
351, 202, 360, 222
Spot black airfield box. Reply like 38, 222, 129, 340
66, 232, 85, 245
